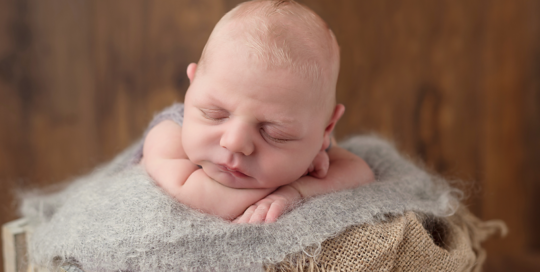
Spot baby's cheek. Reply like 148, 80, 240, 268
274, 156, 312, 184
181, 126, 198, 158
182, 122, 215, 159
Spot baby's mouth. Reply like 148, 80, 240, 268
216, 164, 249, 178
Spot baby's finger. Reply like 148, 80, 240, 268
265, 201, 286, 223
311, 166, 328, 179
321, 157, 329, 177
308, 163, 315, 174
249, 203, 270, 224
236, 205, 257, 224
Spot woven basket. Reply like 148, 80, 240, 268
265, 207, 506, 272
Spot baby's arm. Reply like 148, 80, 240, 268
141, 120, 200, 193
289, 145, 374, 197
142, 120, 273, 220
235, 143, 375, 223
178, 169, 274, 219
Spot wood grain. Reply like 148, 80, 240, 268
1, 0, 538, 271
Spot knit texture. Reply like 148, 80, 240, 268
20, 135, 461, 272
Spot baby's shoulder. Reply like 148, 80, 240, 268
143, 120, 184, 159
149, 119, 182, 136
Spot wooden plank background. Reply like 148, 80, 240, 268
0, 0, 538, 271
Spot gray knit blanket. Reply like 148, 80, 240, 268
20, 135, 461, 272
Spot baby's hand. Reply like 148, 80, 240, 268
306, 150, 330, 179
233, 185, 301, 224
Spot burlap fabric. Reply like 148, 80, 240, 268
265, 206, 506, 272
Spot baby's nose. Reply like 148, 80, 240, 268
219, 122, 254, 156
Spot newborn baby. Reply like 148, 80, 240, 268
141, 0, 374, 223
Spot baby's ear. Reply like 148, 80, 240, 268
321, 104, 345, 151
187, 63, 198, 84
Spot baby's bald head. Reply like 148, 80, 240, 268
196, 0, 340, 117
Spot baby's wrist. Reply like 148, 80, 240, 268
279, 184, 303, 202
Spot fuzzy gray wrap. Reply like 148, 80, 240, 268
20, 135, 461, 272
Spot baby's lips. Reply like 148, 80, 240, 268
216, 163, 250, 178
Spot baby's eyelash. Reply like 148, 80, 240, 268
203, 115, 225, 121
200, 109, 228, 121
261, 129, 288, 143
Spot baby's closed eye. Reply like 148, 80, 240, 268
260, 128, 290, 143
200, 108, 229, 121
260, 125, 300, 144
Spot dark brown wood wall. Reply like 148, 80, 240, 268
1, 0, 539, 271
